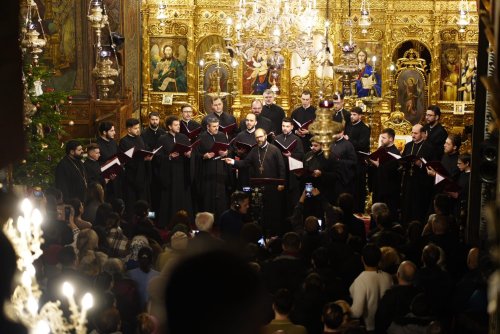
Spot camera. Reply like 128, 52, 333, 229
147, 211, 156, 219
242, 186, 252, 193
305, 182, 313, 198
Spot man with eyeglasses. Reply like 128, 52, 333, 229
422, 105, 448, 160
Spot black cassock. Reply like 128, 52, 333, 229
329, 138, 357, 204
423, 123, 448, 160
262, 103, 286, 136
180, 119, 201, 142
84, 158, 103, 186
195, 131, 231, 220
55, 156, 88, 203
371, 144, 401, 220
333, 108, 352, 128
400, 140, 434, 224
302, 150, 335, 201
231, 130, 257, 190
119, 135, 151, 216
274, 133, 304, 209
234, 143, 286, 236
142, 127, 167, 219
157, 132, 193, 228
291, 106, 316, 152
97, 136, 121, 201
345, 120, 371, 213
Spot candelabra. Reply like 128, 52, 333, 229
333, 20, 358, 97
87, 0, 120, 99
3, 199, 94, 334
20, 0, 47, 67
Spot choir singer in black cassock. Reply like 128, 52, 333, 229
179, 104, 201, 142
156, 116, 193, 228
302, 140, 335, 202
231, 112, 258, 190
368, 128, 401, 220
96, 121, 121, 200
195, 117, 231, 221
237, 100, 274, 135
329, 127, 357, 204
422, 105, 448, 160
119, 118, 153, 217
400, 124, 434, 224
274, 117, 304, 211
291, 89, 316, 153
141, 112, 166, 221
344, 106, 371, 213
201, 97, 237, 139
262, 89, 286, 136
225, 128, 286, 236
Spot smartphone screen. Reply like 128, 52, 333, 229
147, 211, 156, 219
258, 237, 265, 246
305, 182, 313, 197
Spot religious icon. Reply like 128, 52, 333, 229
441, 47, 460, 101
150, 38, 188, 93
458, 50, 477, 102
397, 69, 426, 125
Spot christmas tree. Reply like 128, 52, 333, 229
14, 65, 70, 188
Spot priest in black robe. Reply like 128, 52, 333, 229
195, 117, 231, 220
225, 128, 286, 236
400, 124, 434, 224
96, 121, 121, 200
345, 106, 371, 213
180, 104, 202, 143
369, 128, 401, 220
237, 100, 273, 135
201, 97, 237, 139
55, 140, 88, 203
119, 118, 153, 218
274, 117, 304, 210
157, 116, 193, 228
262, 89, 286, 136
231, 112, 258, 190
329, 128, 357, 204
422, 105, 448, 160
291, 90, 316, 153
141, 112, 167, 218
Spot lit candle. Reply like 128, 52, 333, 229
79, 293, 94, 330
372, 56, 376, 69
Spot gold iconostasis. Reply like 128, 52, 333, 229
36, 0, 478, 141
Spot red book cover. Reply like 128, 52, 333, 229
218, 123, 237, 134
210, 142, 230, 156
180, 122, 202, 140
172, 140, 200, 155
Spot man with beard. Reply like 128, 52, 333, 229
157, 116, 193, 227
332, 93, 351, 128
231, 112, 258, 189
225, 128, 286, 235
142, 112, 166, 217
97, 121, 118, 164
329, 127, 357, 204
96, 121, 120, 200
302, 140, 334, 202
400, 124, 434, 224
55, 140, 88, 203
422, 105, 448, 160
262, 89, 286, 136
291, 90, 316, 153
274, 117, 304, 209
238, 99, 273, 135
196, 117, 230, 220
427, 133, 461, 180
201, 97, 237, 139
345, 106, 371, 213
152, 45, 187, 92
119, 118, 153, 217
179, 104, 201, 142
369, 128, 401, 219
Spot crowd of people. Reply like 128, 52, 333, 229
0, 88, 489, 334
